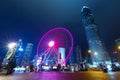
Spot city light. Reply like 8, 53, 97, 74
88, 49, 91, 53
94, 52, 98, 56
8, 42, 17, 49
48, 41, 55, 47
118, 45, 120, 50
18, 46, 23, 51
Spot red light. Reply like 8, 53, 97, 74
114, 51, 118, 54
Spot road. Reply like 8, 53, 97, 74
0, 71, 120, 80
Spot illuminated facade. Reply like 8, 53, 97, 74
2, 39, 23, 66
21, 43, 33, 67
2, 43, 17, 65
58, 47, 66, 66
81, 6, 110, 62
15, 39, 24, 66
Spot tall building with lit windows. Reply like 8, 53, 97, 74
21, 43, 33, 67
81, 6, 110, 63
2, 39, 23, 66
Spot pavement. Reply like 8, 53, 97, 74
0, 71, 120, 80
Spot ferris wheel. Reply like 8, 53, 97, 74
36, 27, 73, 67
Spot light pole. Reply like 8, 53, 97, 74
117, 45, 120, 50
88, 50, 91, 54
117, 45, 120, 62
87, 49, 91, 63
94, 52, 98, 64
94, 52, 98, 56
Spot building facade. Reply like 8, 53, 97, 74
81, 6, 110, 63
21, 43, 33, 67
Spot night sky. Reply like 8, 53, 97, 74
0, 0, 120, 57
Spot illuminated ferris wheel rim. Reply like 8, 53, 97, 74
37, 27, 74, 63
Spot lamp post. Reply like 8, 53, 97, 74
117, 45, 120, 63
118, 45, 120, 50
88, 50, 91, 54
94, 52, 98, 64
86, 49, 91, 63
94, 52, 98, 56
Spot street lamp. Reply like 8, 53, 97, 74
118, 45, 120, 50
88, 49, 91, 54
94, 52, 98, 65
94, 52, 98, 56
86, 49, 91, 63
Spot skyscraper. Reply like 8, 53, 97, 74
58, 47, 66, 66
2, 43, 17, 66
81, 6, 110, 63
15, 39, 24, 66
21, 43, 33, 67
